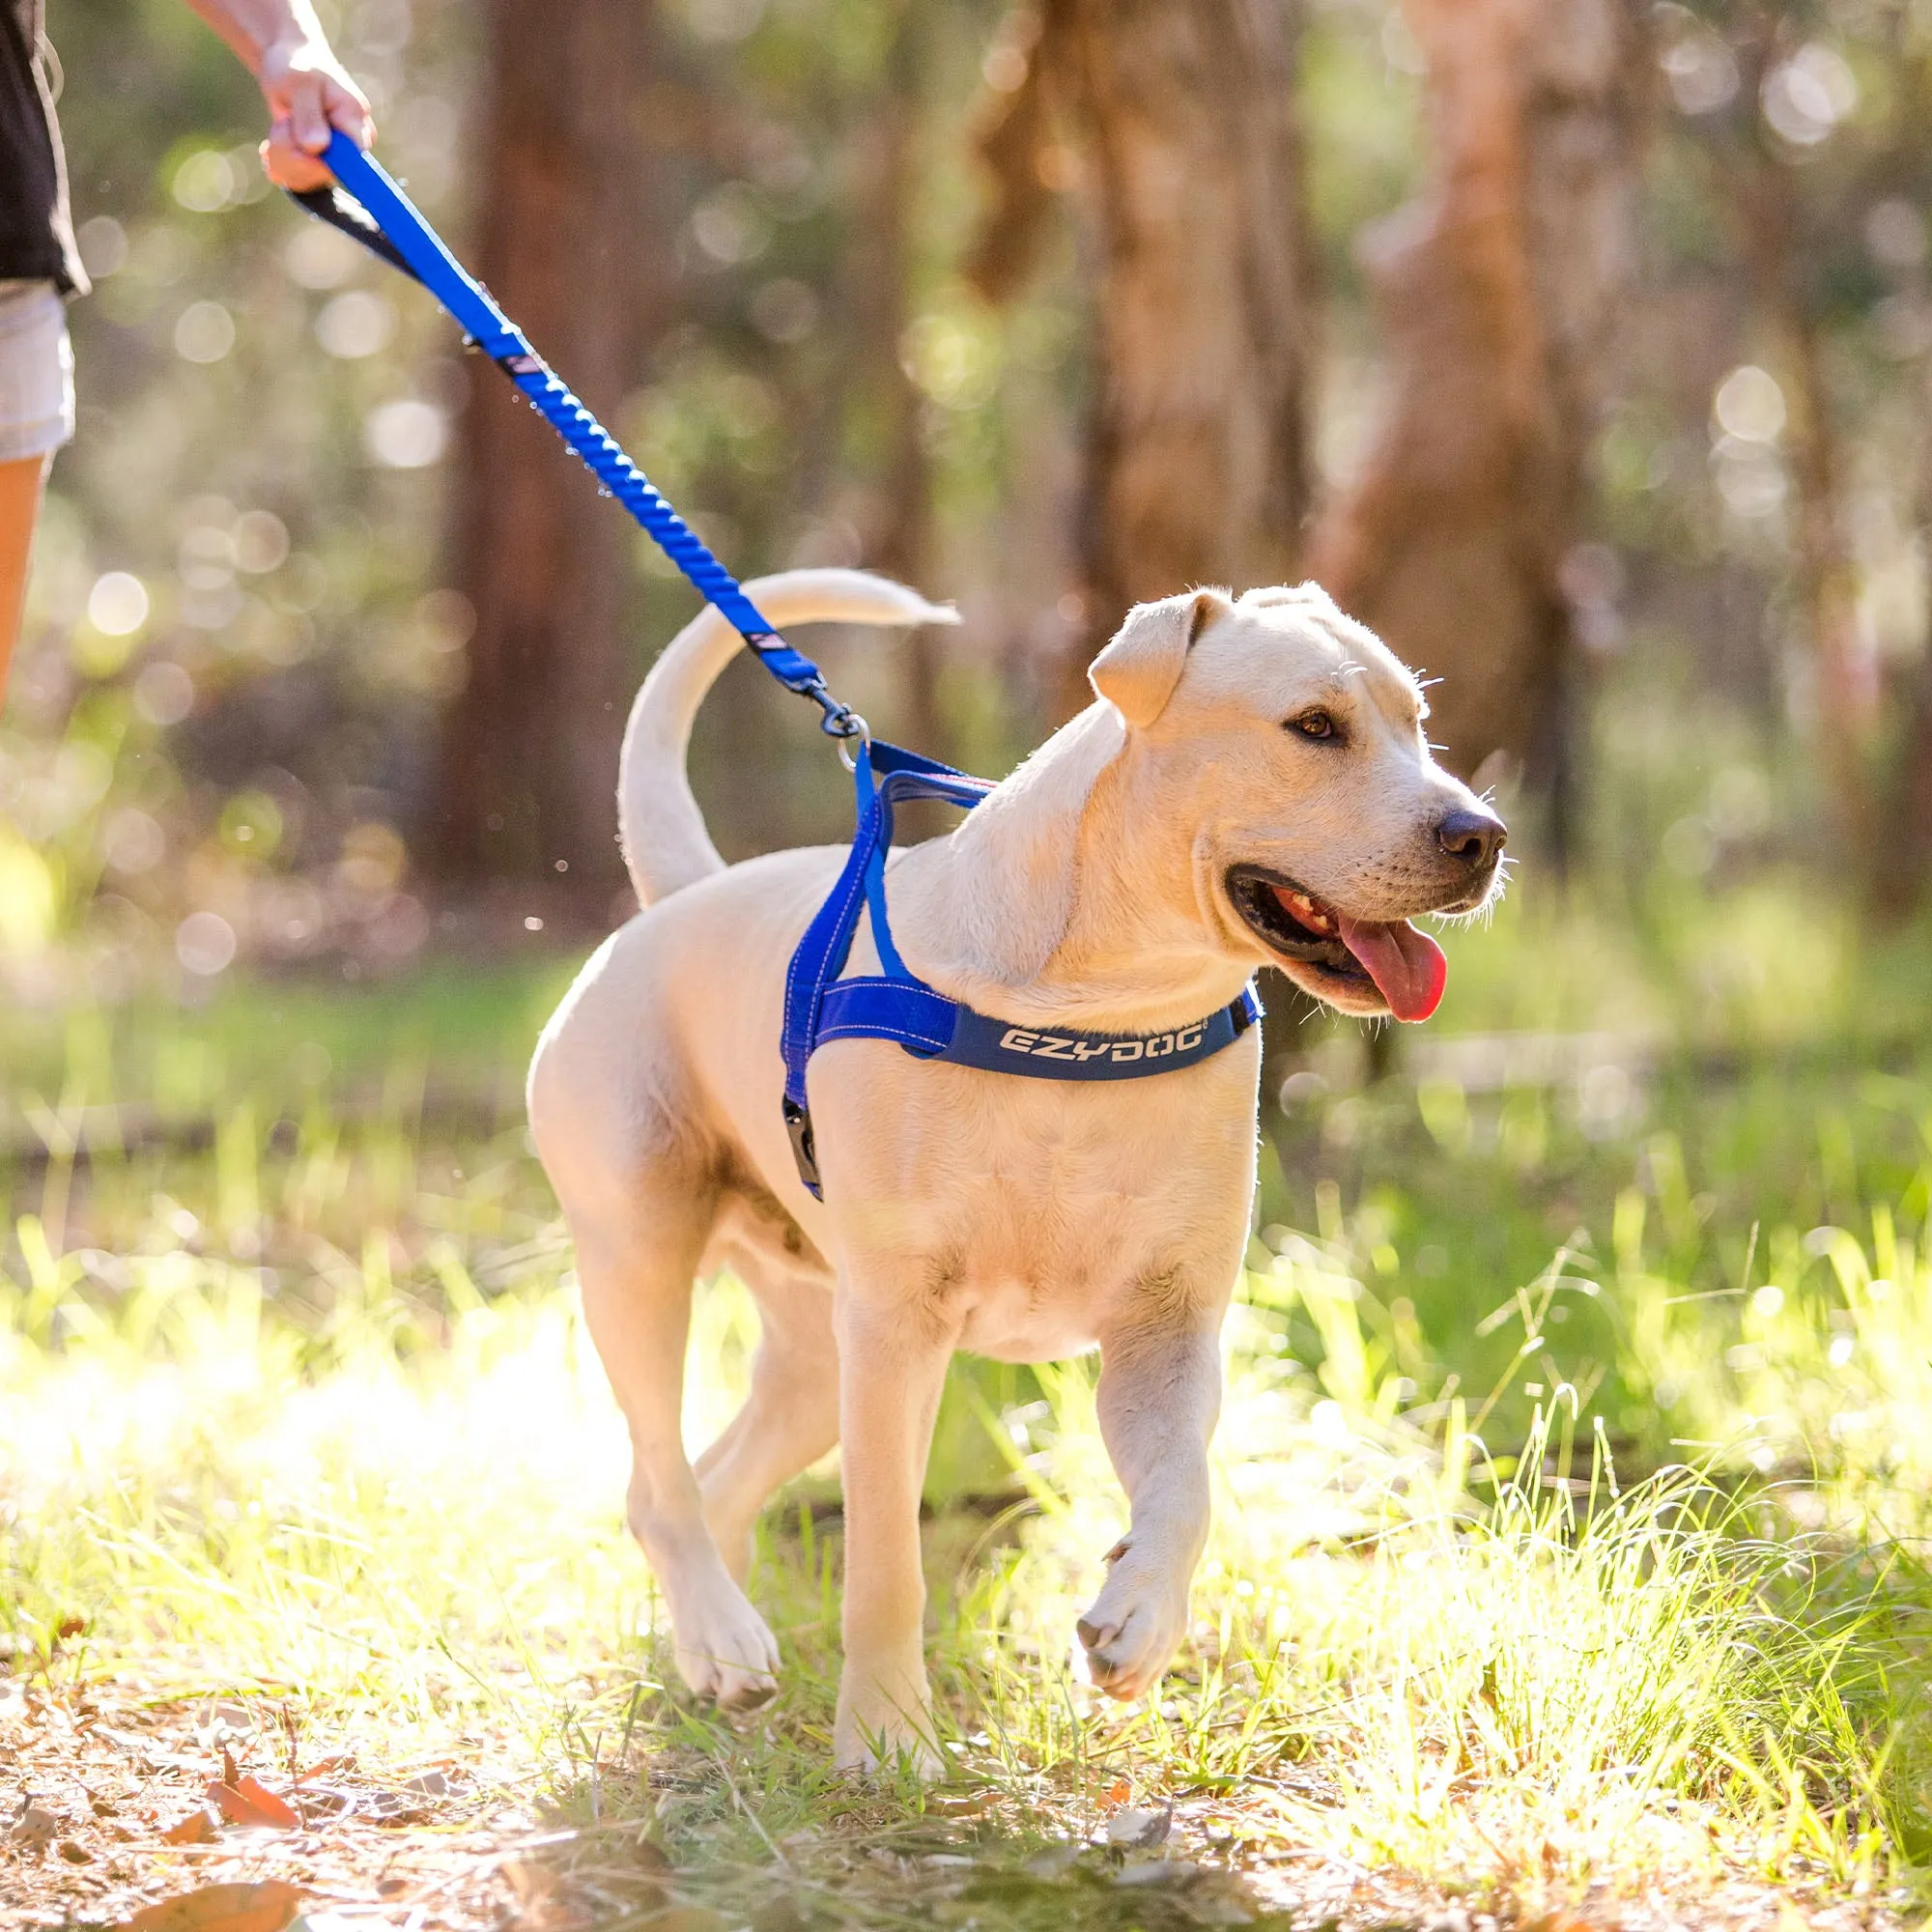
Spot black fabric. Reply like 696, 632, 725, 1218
0, 0, 85, 295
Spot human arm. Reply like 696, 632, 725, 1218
177, 0, 372, 191
0, 457, 48, 704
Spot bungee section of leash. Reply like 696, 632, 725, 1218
293, 135, 868, 744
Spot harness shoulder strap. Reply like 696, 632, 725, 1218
780, 739, 990, 1116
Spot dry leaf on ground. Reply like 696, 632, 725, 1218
1108, 1803, 1175, 1850
10, 1804, 61, 1848
124, 1879, 307, 1932
205, 1776, 299, 1831
160, 1807, 219, 1845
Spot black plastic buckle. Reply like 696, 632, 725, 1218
781, 1096, 823, 1198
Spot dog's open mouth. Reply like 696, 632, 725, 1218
1225, 867, 1447, 1022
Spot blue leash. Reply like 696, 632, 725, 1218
295, 138, 1263, 1199
300, 132, 860, 738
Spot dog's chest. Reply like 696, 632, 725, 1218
886, 1082, 1257, 1363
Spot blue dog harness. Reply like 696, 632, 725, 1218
779, 738, 1262, 1197
298, 136, 1264, 1201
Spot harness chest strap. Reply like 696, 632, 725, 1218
780, 738, 1263, 1199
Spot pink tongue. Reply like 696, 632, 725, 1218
1335, 915, 1447, 1023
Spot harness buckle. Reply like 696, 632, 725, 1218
781, 1095, 822, 1197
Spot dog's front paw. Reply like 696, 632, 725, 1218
669, 1583, 781, 1711
834, 1663, 943, 1780
834, 1713, 945, 1782
1076, 1548, 1190, 1702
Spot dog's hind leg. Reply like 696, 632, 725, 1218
568, 1178, 782, 1712
530, 970, 781, 1710
695, 1266, 840, 1586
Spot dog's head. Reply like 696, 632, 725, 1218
1089, 583, 1506, 1021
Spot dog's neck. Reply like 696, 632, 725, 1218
891, 702, 1258, 1031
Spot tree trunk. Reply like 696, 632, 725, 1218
1306, 0, 1648, 791
1719, 20, 1875, 866
968, 0, 1315, 721
433, 0, 675, 891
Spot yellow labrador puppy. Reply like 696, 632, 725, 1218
528, 568, 1504, 1773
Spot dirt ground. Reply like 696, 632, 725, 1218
1, 1677, 1905, 1932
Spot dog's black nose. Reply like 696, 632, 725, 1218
1436, 808, 1506, 870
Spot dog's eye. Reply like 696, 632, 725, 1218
1288, 710, 1337, 742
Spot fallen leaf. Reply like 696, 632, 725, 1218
205, 1776, 299, 1831
161, 1809, 219, 1846
11, 1803, 60, 1848
54, 1614, 89, 1642
1106, 1802, 1174, 1850
1103, 1777, 1131, 1806
125, 1880, 307, 1932
402, 1769, 448, 1797
293, 1754, 355, 1783
59, 1837, 94, 1863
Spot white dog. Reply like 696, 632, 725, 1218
528, 569, 1503, 1773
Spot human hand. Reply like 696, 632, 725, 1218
255, 38, 373, 191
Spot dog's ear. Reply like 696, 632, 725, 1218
1089, 587, 1232, 728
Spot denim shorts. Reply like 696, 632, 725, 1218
0, 279, 73, 463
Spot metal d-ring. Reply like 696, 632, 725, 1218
836, 713, 872, 770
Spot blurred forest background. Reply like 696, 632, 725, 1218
10, 0, 1932, 1436
12, 0, 1932, 968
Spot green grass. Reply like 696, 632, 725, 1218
6, 1068, 1932, 1925
7, 881, 1932, 1925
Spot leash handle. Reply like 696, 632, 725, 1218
306, 132, 864, 738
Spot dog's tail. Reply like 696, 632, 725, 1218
618, 567, 960, 908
